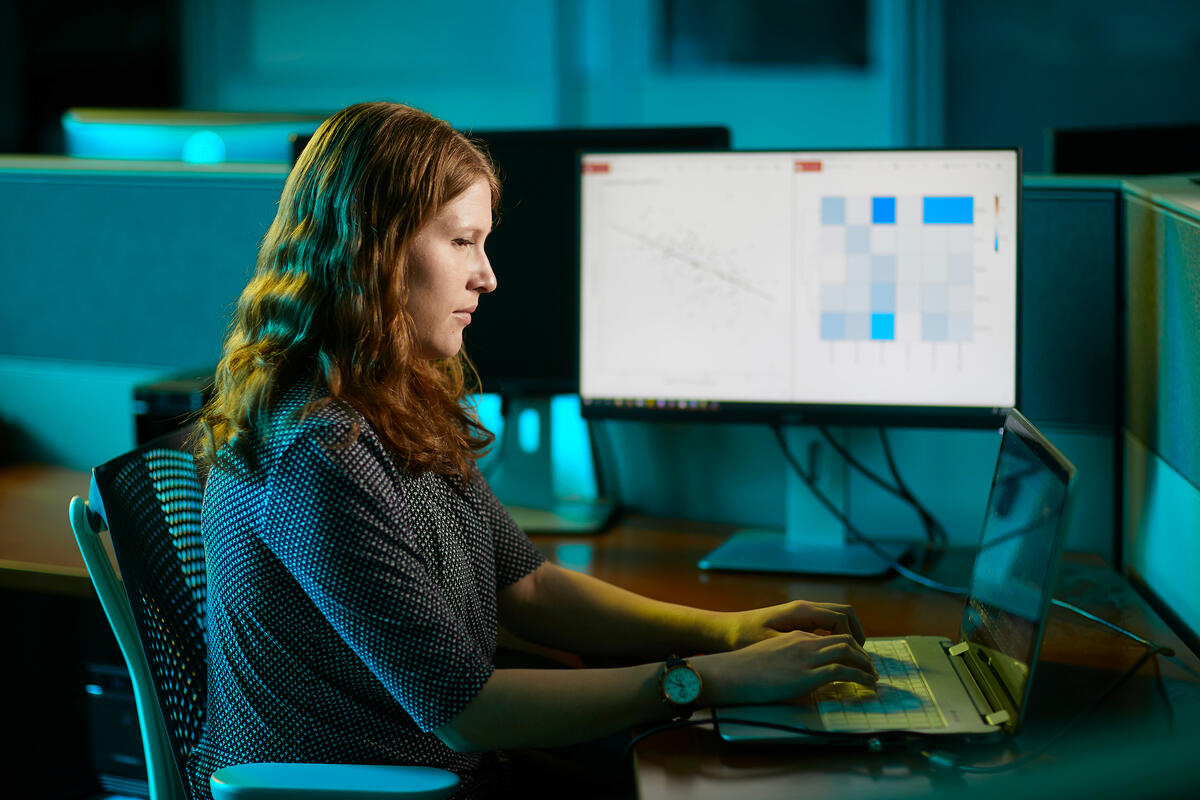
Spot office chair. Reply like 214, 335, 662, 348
69, 430, 460, 800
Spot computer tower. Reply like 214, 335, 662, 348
134, 367, 215, 444
85, 662, 149, 798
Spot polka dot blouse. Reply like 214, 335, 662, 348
186, 380, 546, 799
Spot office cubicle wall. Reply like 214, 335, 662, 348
1124, 177, 1200, 649
0, 158, 286, 467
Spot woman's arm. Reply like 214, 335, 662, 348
498, 561, 866, 660
435, 628, 876, 752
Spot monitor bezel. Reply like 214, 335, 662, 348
576, 146, 1023, 429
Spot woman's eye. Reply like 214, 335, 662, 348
453, 238, 475, 247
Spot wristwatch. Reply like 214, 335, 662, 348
659, 655, 703, 719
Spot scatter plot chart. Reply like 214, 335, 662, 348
818, 195, 975, 344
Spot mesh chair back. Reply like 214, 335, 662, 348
92, 431, 207, 791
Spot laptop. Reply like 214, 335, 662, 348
715, 408, 1077, 743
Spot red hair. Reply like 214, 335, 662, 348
197, 102, 499, 479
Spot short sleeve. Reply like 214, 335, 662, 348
472, 474, 547, 589
260, 425, 493, 733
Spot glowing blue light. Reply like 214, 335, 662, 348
518, 407, 541, 454
182, 130, 227, 164
551, 395, 596, 500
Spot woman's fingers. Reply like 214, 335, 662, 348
811, 662, 878, 690
809, 637, 877, 679
805, 602, 867, 643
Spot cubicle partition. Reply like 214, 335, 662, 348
0, 157, 287, 467
1123, 175, 1200, 651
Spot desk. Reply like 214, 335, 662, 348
0, 463, 94, 595
4, 467, 1198, 798
531, 517, 1200, 800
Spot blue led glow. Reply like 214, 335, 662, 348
518, 407, 541, 454
182, 130, 227, 164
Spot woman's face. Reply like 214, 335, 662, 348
404, 178, 497, 360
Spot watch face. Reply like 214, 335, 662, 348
664, 665, 702, 704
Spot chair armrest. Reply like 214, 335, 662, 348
209, 762, 460, 800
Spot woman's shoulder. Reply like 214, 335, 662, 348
263, 380, 380, 466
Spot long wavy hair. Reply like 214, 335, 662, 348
196, 101, 499, 480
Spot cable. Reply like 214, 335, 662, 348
815, 425, 949, 550
773, 424, 1180, 656
772, 424, 968, 595
878, 428, 950, 548
1050, 598, 1174, 656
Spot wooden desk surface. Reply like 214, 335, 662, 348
530, 517, 1200, 800
0, 463, 94, 595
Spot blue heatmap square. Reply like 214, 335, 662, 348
872, 196, 896, 224
821, 312, 846, 340
822, 196, 846, 225
871, 313, 895, 340
923, 312, 948, 341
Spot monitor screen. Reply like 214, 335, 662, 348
462, 127, 731, 394
578, 149, 1020, 424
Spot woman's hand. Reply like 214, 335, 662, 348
695, 630, 877, 706
717, 600, 867, 651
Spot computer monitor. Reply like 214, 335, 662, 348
578, 148, 1021, 572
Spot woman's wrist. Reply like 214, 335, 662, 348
694, 609, 742, 654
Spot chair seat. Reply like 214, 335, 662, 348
210, 762, 460, 799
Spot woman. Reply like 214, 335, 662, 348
190, 101, 876, 798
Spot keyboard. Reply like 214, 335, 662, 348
812, 638, 947, 731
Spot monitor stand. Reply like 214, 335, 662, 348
487, 394, 614, 534
699, 426, 909, 576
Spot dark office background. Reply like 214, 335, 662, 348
2, 0, 1199, 164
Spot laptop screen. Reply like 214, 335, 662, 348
959, 410, 1076, 722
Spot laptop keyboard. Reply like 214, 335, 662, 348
812, 639, 947, 731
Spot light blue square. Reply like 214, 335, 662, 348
845, 313, 871, 340
846, 226, 870, 254
870, 254, 896, 282
948, 254, 973, 284
921, 284, 948, 313
821, 312, 846, 340
820, 283, 845, 312
822, 196, 846, 225
845, 283, 870, 313
870, 283, 896, 313
948, 313, 973, 342
846, 254, 870, 283
923, 313, 948, 341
